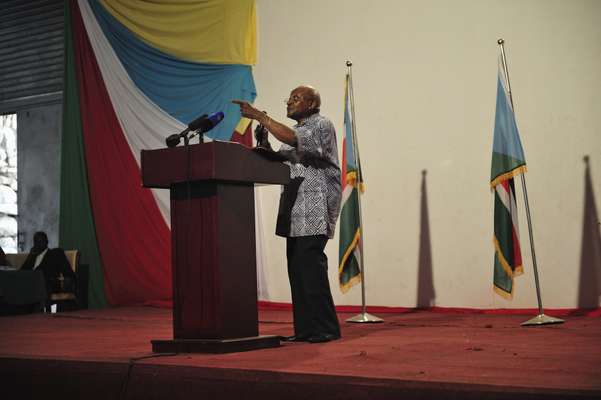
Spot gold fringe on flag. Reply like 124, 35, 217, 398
345, 171, 365, 193
338, 228, 361, 274
493, 236, 525, 279
338, 228, 362, 293
490, 165, 527, 190
493, 284, 514, 299
340, 274, 362, 294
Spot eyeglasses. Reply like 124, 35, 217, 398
284, 95, 303, 104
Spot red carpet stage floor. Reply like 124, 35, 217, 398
1, 306, 600, 399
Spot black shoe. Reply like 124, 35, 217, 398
307, 333, 340, 343
280, 335, 309, 342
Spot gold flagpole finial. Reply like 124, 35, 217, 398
497, 38, 504, 45
346, 60, 353, 67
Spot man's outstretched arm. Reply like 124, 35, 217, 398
232, 100, 297, 146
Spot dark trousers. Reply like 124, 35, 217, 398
286, 235, 340, 338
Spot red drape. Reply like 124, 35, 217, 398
71, 1, 172, 306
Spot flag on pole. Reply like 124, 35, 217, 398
339, 73, 363, 293
491, 58, 527, 299
230, 117, 252, 147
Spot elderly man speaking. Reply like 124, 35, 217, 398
233, 85, 341, 343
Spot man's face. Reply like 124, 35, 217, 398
33, 234, 48, 252
286, 88, 313, 120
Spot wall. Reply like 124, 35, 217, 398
0, 0, 65, 253
17, 104, 62, 251
253, 0, 601, 308
0, 0, 64, 113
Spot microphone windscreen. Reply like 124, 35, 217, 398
192, 111, 225, 133
165, 134, 181, 148
187, 114, 208, 131
208, 111, 224, 124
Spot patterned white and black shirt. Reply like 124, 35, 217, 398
275, 113, 341, 239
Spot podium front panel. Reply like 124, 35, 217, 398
170, 181, 258, 339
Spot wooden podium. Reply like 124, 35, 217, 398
141, 141, 289, 353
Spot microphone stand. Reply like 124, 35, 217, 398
254, 112, 272, 150
183, 129, 193, 310
188, 130, 204, 145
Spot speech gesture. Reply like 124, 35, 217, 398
232, 99, 264, 121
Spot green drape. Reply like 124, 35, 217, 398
59, 1, 107, 308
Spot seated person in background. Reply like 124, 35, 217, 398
20, 232, 75, 295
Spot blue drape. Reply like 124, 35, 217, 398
90, 1, 256, 140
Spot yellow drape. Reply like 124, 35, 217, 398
100, 0, 256, 65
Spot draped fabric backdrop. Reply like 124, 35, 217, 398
60, 0, 257, 308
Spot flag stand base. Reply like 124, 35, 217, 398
346, 312, 384, 323
521, 314, 564, 326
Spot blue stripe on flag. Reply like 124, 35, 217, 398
492, 77, 525, 162
344, 79, 356, 170
90, 1, 256, 141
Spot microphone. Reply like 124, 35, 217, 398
165, 111, 225, 147
189, 111, 224, 132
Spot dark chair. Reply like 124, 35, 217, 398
48, 250, 79, 312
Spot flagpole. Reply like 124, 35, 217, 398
345, 60, 383, 323
497, 39, 563, 326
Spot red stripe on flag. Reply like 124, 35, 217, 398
504, 179, 522, 268
71, 1, 171, 306
230, 122, 252, 147
341, 138, 348, 189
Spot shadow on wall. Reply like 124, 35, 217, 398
416, 170, 436, 308
578, 155, 601, 308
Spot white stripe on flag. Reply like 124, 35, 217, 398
495, 182, 520, 241
507, 183, 520, 242
78, 0, 185, 225
341, 183, 354, 204
498, 55, 512, 110
352, 243, 362, 271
